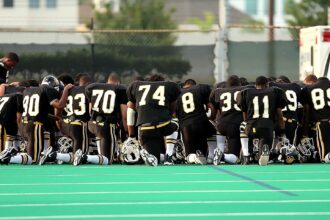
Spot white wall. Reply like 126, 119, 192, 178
0, 0, 78, 30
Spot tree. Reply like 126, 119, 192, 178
188, 12, 215, 31
285, 0, 330, 40
91, 0, 191, 78
94, 0, 177, 45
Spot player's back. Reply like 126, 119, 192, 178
270, 82, 301, 120
239, 87, 286, 123
85, 83, 127, 123
22, 85, 59, 123
0, 92, 23, 123
301, 77, 330, 121
176, 84, 211, 125
64, 86, 90, 122
210, 86, 246, 124
127, 81, 180, 125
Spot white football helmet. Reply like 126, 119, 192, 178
278, 142, 299, 164
120, 138, 141, 164
57, 136, 73, 153
296, 137, 315, 162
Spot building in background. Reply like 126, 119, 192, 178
230, 0, 288, 25
0, 0, 79, 30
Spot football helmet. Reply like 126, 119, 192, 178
173, 139, 186, 163
120, 137, 141, 164
41, 75, 61, 91
252, 138, 260, 161
57, 136, 73, 153
297, 137, 315, 162
278, 143, 299, 164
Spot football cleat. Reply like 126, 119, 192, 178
195, 150, 207, 165
39, 146, 57, 165
213, 148, 224, 165
163, 154, 174, 165
73, 149, 87, 166
0, 146, 18, 165
259, 144, 270, 166
174, 140, 186, 162
140, 149, 158, 166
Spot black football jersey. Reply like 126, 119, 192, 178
176, 84, 211, 125
238, 87, 287, 122
64, 86, 90, 122
127, 81, 180, 125
269, 82, 302, 120
22, 85, 60, 123
0, 93, 23, 123
0, 63, 8, 83
301, 77, 330, 122
210, 86, 246, 124
85, 83, 127, 123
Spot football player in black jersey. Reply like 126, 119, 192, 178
0, 52, 19, 84
210, 75, 248, 165
238, 76, 287, 165
301, 77, 330, 163
126, 74, 181, 166
73, 81, 128, 165
17, 75, 73, 164
39, 77, 92, 165
177, 79, 215, 164
0, 86, 25, 164
269, 80, 302, 145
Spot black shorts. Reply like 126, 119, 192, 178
88, 121, 117, 164
60, 120, 89, 153
139, 120, 178, 160
217, 121, 241, 156
246, 119, 274, 147
180, 119, 216, 155
19, 121, 44, 163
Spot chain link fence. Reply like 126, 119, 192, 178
0, 26, 301, 84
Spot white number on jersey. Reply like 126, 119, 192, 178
0, 97, 10, 113
138, 85, 166, 106
311, 88, 330, 110
252, 95, 269, 118
181, 92, 195, 113
92, 89, 116, 114
66, 93, 86, 116
220, 91, 240, 112
22, 94, 40, 117
283, 90, 297, 111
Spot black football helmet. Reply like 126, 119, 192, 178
41, 75, 61, 91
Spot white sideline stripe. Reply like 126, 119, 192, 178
1, 170, 330, 178
1, 212, 330, 219
1, 199, 330, 208
1, 188, 330, 196
1, 178, 330, 186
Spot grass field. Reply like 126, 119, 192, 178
0, 164, 330, 220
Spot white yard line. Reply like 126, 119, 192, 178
1, 199, 330, 208
1, 188, 330, 196
0, 178, 330, 186
1, 212, 330, 219
1, 170, 330, 178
